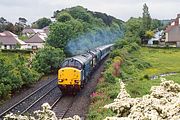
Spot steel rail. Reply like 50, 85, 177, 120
21, 86, 58, 114
58, 97, 75, 119
0, 78, 57, 117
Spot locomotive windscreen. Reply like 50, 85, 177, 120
61, 59, 82, 70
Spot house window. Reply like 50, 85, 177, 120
4, 45, 7, 49
32, 46, 37, 50
9, 45, 12, 49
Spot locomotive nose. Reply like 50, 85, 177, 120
58, 67, 81, 85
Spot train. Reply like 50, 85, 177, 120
57, 44, 113, 94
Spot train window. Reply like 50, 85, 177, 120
61, 59, 82, 70
75, 60, 82, 69
69, 59, 75, 66
61, 60, 69, 67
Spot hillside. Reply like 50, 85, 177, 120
48, 6, 125, 55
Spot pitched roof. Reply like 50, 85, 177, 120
165, 25, 176, 32
0, 31, 26, 45
0, 31, 17, 37
22, 28, 44, 34
166, 14, 180, 32
24, 33, 47, 43
42, 26, 49, 34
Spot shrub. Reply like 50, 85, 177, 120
0, 54, 40, 99
104, 71, 116, 83
32, 46, 65, 74
143, 74, 149, 79
0, 83, 11, 99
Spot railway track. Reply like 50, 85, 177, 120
0, 78, 58, 119
52, 96, 75, 119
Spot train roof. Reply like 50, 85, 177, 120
66, 53, 92, 65
63, 44, 113, 65
89, 49, 100, 55
96, 44, 114, 51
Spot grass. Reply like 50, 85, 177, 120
125, 47, 180, 97
88, 47, 180, 119
141, 47, 180, 76
0, 51, 30, 63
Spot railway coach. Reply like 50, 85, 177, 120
58, 44, 113, 94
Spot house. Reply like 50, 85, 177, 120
148, 31, 163, 45
165, 14, 180, 47
24, 32, 47, 49
42, 26, 49, 34
22, 28, 45, 37
0, 31, 27, 49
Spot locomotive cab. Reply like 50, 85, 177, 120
58, 58, 83, 93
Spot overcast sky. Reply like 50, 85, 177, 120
0, 0, 180, 24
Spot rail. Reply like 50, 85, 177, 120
0, 78, 57, 118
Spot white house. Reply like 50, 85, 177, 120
165, 14, 180, 47
22, 28, 45, 37
0, 31, 27, 49
24, 32, 47, 49
22, 26, 49, 37
148, 31, 163, 45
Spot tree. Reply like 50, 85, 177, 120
33, 17, 52, 29
68, 6, 92, 23
0, 17, 7, 24
32, 46, 65, 74
47, 20, 83, 49
18, 17, 27, 25
15, 43, 21, 49
126, 17, 143, 36
14, 22, 24, 35
56, 12, 73, 22
142, 3, 151, 31
0, 42, 3, 49
145, 30, 154, 39
151, 19, 163, 30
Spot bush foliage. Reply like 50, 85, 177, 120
32, 46, 65, 74
0, 54, 40, 100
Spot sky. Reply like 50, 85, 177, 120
0, 0, 180, 24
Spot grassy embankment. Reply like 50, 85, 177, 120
88, 47, 180, 119
126, 47, 180, 97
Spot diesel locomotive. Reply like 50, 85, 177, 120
58, 44, 113, 94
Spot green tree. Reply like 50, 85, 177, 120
126, 17, 143, 36
15, 43, 21, 49
142, 3, 151, 31
56, 12, 73, 22
47, 20, 83, 49
14, 22, 24, 35
13, 55, 39, 86
145, 30, 154, 39
68, 6, 92, 23
32, 46, 65, 74
151, 19, 163, 30
32, 17, 52, 29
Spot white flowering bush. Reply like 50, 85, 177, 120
3, 103, 82, 120
104, 78, 180, 120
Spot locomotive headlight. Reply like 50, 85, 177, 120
59, 79, 64, 82
75, 80, 79, 83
